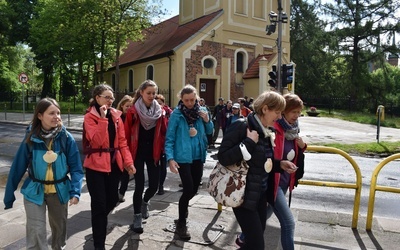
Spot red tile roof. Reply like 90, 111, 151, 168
242, 54, 275, 79
114, 10, 223, 69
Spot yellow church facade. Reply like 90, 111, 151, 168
103, 0, 291, 106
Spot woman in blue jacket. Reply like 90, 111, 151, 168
3, 98, 83, 250
165, 84, 213, 240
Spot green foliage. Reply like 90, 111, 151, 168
323, 141, 400, 157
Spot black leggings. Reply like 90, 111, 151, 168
233, 191, 268, 250
133, 157, 160, 214
158, 154, 167, 187
177, 160, 203, 222
86, 166, 121, 248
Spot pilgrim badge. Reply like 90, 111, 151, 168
43, 150, 58, 163
189, 127, 198, 137
264, 158, 273, 173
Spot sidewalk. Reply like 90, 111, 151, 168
0, 112, 400, 249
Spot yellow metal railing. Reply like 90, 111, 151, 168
299, 146, 362, 229
366, 153, 400, 231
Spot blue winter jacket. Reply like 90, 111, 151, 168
3, 125, 83, 209
165, 107, 213, 164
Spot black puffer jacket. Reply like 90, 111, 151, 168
218, 113, 278, 211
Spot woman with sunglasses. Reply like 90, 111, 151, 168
83, 84, 135, 250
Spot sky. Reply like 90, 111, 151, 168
160, 0, 179, 20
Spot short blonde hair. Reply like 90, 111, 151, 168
252, 91, 286, 116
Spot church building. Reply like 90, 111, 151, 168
103, 0, 292, 106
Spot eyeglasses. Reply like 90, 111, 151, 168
99, 95, 115, 101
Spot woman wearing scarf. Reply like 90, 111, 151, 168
4, 98, 83, 250
267, 93, 306, 250
165, 84, 213, 240
83, 84, 135, 250
219, 91, 288, 250
124, 80, 168, 234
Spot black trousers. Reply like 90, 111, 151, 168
133, 156, 160, 214
233, 191, 268, 250
86, 166, 121, 248
119, 169, 130, 196
177, 160, 203, 222
158, 154, 167, 188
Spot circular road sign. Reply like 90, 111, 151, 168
18, 73, 29, 84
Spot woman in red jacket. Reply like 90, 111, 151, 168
83, 84, 135, 250
124, 80, 168, 234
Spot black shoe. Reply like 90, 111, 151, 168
235, 234, 245, 247
175, 221, 191, 241
157, 186, 165, 195
129, 223, 143, 234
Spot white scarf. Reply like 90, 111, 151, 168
134, 97, 162, 130
254, 114, 276, 147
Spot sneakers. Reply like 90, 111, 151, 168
157, 186, 165, 195
130, 214, 143, 234
118, 193, 125, 202
175, 221, 191, 241
235, 233, 245, 247
141, 200, 149, 219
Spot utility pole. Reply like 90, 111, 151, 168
266, 0, 287, 94
277, 0, 283, 94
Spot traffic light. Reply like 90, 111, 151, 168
268, 65, 277, 88
282, 64, 294, 87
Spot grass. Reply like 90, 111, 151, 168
314, 109, 400, 157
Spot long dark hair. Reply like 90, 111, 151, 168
89, 84, 114, 107
26, 98, 61, 144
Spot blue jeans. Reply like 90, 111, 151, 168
270, 186, 295, 250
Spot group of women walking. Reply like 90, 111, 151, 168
3, 78, 305, 250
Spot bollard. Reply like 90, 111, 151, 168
4, 103, 7, 120
68, 106, 71, 127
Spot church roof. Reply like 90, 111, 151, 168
113, 10, 223, 69
243, 54, 275, 79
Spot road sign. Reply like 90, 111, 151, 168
18, 73, 29, 84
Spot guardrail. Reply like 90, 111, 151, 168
366, 153, 400, 230
299, 146, 362, 229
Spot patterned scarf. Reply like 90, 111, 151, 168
40, 125, 62, 139
135, 97, 162, 130
278, 116, 299, 140
178, 100, 200, 126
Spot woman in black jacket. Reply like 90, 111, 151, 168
218, 91, 288, 250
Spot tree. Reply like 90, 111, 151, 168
321, 0, 400, 101
290, 0, 339, 96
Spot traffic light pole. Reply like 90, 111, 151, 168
277, 0, 283, 94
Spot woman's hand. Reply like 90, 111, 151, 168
125, 164, 136, 175
296, 137, 306, 149
247, 128, 259, 144
100, 105, 108, 118
69, 197, 79, 206
280, 160, 298, 174
168, 159, 180, 174
198, 110, 209, 122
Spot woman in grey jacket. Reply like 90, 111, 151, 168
165, 84, 213, 240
